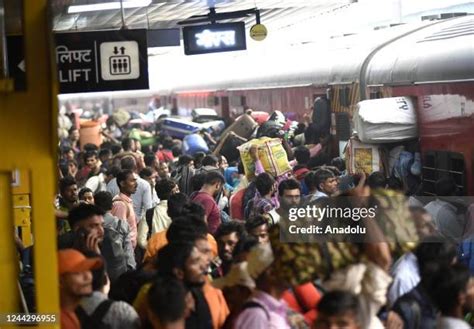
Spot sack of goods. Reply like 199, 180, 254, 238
183, 133, 209, 156
112, 109, 131, 127
354, 97, 418, 143
345, 136, 383, 175
239, 137, 292, 179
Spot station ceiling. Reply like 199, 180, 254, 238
51, 0, 355, 33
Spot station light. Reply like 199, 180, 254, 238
195, 30, 236, 48
68, 0, 152, 14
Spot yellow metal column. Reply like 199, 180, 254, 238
0, 173, 18, 319
0, 1, 59, 328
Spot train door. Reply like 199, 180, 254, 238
221, 95, 230, 120
171, 97, 178, 115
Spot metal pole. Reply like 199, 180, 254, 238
120, 0, 126, 28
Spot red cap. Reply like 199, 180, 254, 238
58, 249, 103, 275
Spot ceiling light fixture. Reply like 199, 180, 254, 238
68, 0, 152, 14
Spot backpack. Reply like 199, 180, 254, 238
76, 299, 114, 329
101, 220, 128, 283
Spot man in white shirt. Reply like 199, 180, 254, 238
424, 176, 464, 240
137, 178, 178, 249
388, 237, 457, 307
308, 168, 338, 203
84, 167, 117, 194
107, 156, 152, 221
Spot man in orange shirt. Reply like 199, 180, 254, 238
143, 202, 218, 263
136, 212, 228, 328
58, 249, 102, 329
150, 242, 228, 329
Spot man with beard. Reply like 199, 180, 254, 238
167, 220, 229, 329
273, 178, 301, 224
156, 242, 212, 329
56, 176, 79, 235
112, 169, 139, 248
245, 215, 270, 244
108, 156, 152, 221
212, 222, 246, 278
77, 150, 102, 186
135, 213, 229, 329
58, 203, 105, 255
58, 249, 103, 329
311, 168, 338, 202
191, 171, 225, 235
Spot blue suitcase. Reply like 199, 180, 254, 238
159, 118, 201, 139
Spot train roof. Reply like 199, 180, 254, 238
149, 16, 474, 93
366, 15, 474, 86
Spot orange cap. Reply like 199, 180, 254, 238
58, 249, 103, 275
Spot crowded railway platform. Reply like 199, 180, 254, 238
2, 1, 474, 328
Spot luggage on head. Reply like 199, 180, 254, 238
239, 137, 292, 179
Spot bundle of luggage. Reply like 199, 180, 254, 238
353, 97, 418, 144
346, 97, 421, 177
158, 118, 202, 139
239, 137, 292, 179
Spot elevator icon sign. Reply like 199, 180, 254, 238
100, 41, 140, 80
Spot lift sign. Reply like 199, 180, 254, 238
183, 22, 246, 55
55, 30, 148, 94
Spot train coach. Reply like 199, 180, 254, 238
153, 15, 474, 195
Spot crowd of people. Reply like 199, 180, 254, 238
28, 106, 474, 329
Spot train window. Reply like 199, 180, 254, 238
241, 96, 247, 108
230, 95, 245, 107
207, 95, 219, 107
369, 91, 382, 99
422, 151, 466, 195
339, 87, 351, 107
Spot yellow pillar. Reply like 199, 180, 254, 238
0, 0, 59, 328
0, 173, 18, 317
